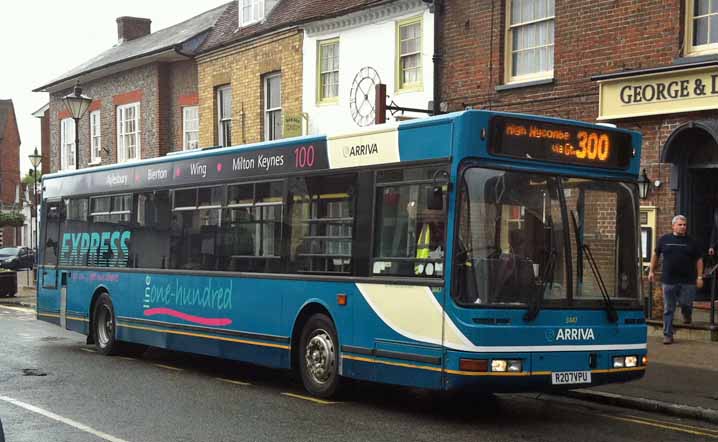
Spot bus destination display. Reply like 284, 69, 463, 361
490, 116, 632, 169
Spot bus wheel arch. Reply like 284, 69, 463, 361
291, 303, 340, 398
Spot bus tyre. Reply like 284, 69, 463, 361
93, 293, 119, 356
299, 313, 339, 398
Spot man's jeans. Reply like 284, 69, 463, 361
663, 283, 696, 337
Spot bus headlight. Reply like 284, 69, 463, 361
491, 359, 522, 372
491, 360, 508, 372
612, 355, 639, 368
508, 360, 522, 372
624, 356, 638, 368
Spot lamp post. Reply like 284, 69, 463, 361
28, 147, 42, 258
638, 169, 651, 200
62, 82, 92, 169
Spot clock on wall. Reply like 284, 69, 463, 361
349, 66, 382, 127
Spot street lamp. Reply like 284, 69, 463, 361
62, 82, 92, 169
28, 147, 42, 254
638, 169, 651, 200
28, 147, 42, 280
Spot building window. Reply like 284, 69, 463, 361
239, 0, 264, 26
90, 110, 101, 164
318, 39, 340, 103
217, 86, 232, 147
183, 106, 199, 150
397, 17, 422, 91
687, 0, 718, 54
264, 73, 282, 141
117, 102, 140, 163
506, 0, 554, 83
60, 118, 76, 170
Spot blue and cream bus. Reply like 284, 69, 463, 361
37, 110, 646, 397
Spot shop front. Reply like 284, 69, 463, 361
596, 61, 718, 301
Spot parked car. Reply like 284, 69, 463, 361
0, 247, 34, 270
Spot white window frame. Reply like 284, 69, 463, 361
396, 17, 423, 92
89, 110, 102, 164
686, 0, 718, 55
239, 0, 264, 27
217, 86, 232, 147
60, 118, 76, 171
183, 106, 199, 150
317, 38, 340, 104
116, 102, 140, 163
505, 0, 555, 84
264, 73, 282, 141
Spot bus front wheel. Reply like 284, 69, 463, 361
299, 313, 339, 398
93, 293, 119, 356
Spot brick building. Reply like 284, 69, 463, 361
33, 4, 229, 173
437, 0, 718, 304
0, 100, 22, 246
195, 0, 392, 147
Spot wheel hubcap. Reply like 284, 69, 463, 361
304, 329, 335, 384
97, 305, 113, 347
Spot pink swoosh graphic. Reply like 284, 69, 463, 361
144, 308, 232, 326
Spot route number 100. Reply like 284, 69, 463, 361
294, 145, 315, 168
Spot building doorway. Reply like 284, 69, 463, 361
663, 121, 718, 299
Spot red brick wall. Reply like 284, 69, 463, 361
440, 0, 682, 120
0, 103, 21, 246
47, 60, 199, 172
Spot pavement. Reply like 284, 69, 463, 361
2, 278, 717, 424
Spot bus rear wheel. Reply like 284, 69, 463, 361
299, 313, 339, 398
93, 293, 119, 356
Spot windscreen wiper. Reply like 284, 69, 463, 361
570, 210, 618, 323
524, 248, 556, 321
583, 244, 619, 323
524, 215, 556, 322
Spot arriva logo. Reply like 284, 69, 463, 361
547, 328, 596, 342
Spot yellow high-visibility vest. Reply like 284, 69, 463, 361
415, 224, 431, 275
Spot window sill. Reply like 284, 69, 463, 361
395, 84, 424, 95
673, 52, 718, 66
316, 99, 339, 107
87, 160, 102, 167
495, 78, 554, 92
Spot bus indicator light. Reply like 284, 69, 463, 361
337, 294, 347, 306
459, 358, 489, 372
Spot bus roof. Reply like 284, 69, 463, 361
42, 110, 641, 199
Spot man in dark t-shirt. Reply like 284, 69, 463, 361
648, 215, 704, 344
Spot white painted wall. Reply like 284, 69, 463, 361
302, 2, 434, 136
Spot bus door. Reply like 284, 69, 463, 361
41, 200, 63, 290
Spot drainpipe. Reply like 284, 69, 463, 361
430, 0, 443, 116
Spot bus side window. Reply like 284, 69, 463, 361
289, 174, 355, 275
371, 166, 447, 278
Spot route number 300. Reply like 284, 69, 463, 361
576, 131, 610, 161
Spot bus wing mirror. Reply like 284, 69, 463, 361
427, 186, 444, 211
